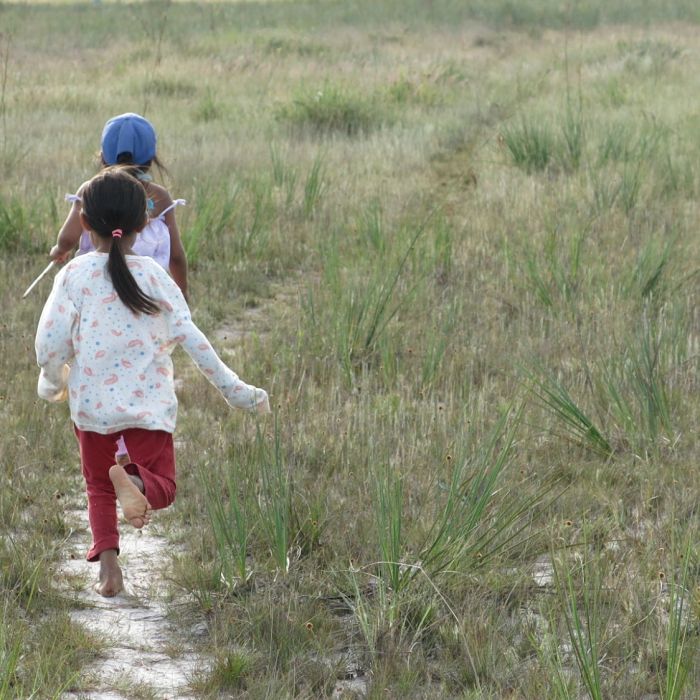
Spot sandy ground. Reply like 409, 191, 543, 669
59, 507, 204, 700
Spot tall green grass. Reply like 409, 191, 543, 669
552, 540, 610, 700
201, 455, 253, 588
255, 417, 293, 573
501, 118, 555, 173
660, 537, 697, 700
277, 83, 387, 136
305, 211, 430, 381
418, 406, 557, 580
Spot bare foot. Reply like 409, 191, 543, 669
108, 463, 152, 529
96, 549, 123, 597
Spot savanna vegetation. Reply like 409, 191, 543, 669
1, 0, 699, 697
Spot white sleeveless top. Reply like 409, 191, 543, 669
66, 193, 186, 270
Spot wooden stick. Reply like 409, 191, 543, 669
22, 261, 56, 299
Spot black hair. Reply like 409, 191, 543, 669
81, 167, 160, 315
97, 151, 169, 180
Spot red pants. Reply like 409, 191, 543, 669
74, 427, 176, 561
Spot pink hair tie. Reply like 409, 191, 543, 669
112, 229, 123, 239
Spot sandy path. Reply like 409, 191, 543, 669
60, 506, 203, 699
57, 283, 299, 698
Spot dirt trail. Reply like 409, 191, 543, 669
60, 506, 202, 699
58, 281, 301, 698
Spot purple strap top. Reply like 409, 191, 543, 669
65, 194, 186, 270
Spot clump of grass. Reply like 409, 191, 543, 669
141, 76, 197, 99
192, 88, 222, 123
305, 211, 430, 380
501, 117, 556, 173
525, 365, 613, 457
181, 183, 240, 265
302, 153, 326, 218
601, 309, 675, 450
503, 100, 586, 174
660, 537, 697, 700
373, 464, 405, 593
561, 93, 585, 171
419, 405, 556, 579
591, 121, 664, 212
195, 648, 254, 694
201, 456, 253, 588
627, 235, 675, 300
276, 84, 387, 136
269, 143, 298, 205
0, 195, 26, 252
254, 417, 293, 574
518, 228, 585, 309
552, 540, 611, 700
233, 179, 274, 259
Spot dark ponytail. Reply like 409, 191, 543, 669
107, 151, 169, 181
81, 167, 160, 315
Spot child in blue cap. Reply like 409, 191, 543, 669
50, 113, 189, 298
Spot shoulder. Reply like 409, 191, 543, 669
54, 253, 103, 292
146, 182, 173, 215
131, 255, 172, 284
65, 252, 103, 274
139, 257, 185, 303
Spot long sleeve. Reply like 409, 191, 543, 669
35, 269, 78, 402
34, 252, 268, 433
163, 275, 268, 411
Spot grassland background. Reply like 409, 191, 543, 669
1, 0, 699, 698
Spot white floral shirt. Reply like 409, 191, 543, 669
35, 252, 267, 434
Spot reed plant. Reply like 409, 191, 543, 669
658, 535, 698, 700
201, 456, 253, 588
552, 538, 610, 700
526, 366, 613, 456
254, 416, 293, 574
373, 464, 405, 593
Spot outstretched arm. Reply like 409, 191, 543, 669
177, 317, 269, 411
159, 272, 268, 412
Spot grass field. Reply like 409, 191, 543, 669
1, 1, 699, 697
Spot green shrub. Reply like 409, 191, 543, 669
501, 118, 555, 173
276, 84, 387, 136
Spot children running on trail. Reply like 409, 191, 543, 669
50, 112, 189, 298
36, 167, 270, 597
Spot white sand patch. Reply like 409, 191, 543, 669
60, 508, 205, 700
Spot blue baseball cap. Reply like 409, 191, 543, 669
101, 112, 157, 166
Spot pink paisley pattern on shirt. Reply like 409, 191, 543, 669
35, 252, 265, 434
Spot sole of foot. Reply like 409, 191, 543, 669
108, 463, 152, 529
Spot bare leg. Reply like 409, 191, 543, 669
96, 549, 123, 597
108, 464, 152, 529
128, 473, 145, 493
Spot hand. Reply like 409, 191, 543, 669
49, 245, 72, 264
256, 393, 271, 414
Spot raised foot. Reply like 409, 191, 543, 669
108, 463, 152, 529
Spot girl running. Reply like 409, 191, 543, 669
36, 167, 269, 597
50, 112, 189, 297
